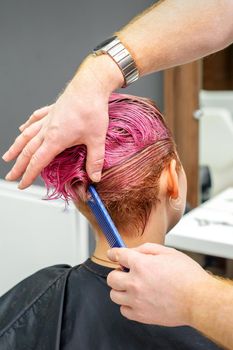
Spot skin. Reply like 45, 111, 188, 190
3, 55, 123, 187
107, 246, 233, 350
2, 0, 233, 189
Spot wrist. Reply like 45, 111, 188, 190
188, 274, 222, 329
71, 54, 124, 94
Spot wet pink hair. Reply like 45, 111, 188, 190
41, 93, 180, 234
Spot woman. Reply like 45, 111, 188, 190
0, 94, 221, 350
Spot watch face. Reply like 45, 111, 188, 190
94, 36, 117, 52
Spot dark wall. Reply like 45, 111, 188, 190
0, 0, 163, 182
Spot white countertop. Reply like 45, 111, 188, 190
165, 188, 233, 259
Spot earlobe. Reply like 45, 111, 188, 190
167, 159, 179, 199
169, 195, 182, 211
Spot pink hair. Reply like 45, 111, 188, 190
41, 93, 179, 233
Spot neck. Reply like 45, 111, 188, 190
92, 204, 168, 268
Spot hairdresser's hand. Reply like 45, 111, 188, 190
18, 104, 54, 131
107, 243, 212, 327
2, 55, 123, 189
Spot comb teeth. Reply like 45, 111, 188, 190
88, 201, 117, 247
87, 185, 126, 248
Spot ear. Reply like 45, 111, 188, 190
166, 159, 179, 199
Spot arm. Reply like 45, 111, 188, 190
107, 244, 233, 350
3, 0, 233, 188
118, 0, 233, 76
191, 275, 233, 349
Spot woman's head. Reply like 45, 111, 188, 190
41, 93, 186, 238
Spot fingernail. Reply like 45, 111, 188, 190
91, 171, 101, 182
2, 152, 8, 161
18, 181, 24, 189
5, 172, 12, 180
19, 124, 24, 131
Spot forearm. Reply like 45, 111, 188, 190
70, 0, 233, 95
118, 0, 233, 76
190, 276, 233, 350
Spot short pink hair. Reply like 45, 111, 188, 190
41, 93, 180, 233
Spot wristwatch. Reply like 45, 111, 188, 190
93, 36, 139, 88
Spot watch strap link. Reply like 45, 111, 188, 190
93, 36, 139, 88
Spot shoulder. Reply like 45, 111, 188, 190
0, 264, 73, 337
1, 264, 73, 300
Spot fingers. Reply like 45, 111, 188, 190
110, 289, 129, 306
2, 121, 43, 162
18, 141, 61, 189
120, 305, 135, 321
107, 245, 177, 275
107, 270, 129, 291
19, 105, 53, 132
5, 132, 44, 182
86, 136, 106, 183
107, 248, 139, 269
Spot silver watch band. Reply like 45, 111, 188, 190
93, 36, 139, 88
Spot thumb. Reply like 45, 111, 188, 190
107, 248, 140, 269
86, 137, 106, 183
133, 243, 173, 255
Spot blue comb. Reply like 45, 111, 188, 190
87, 185, 129, 272
87, 185, 126, 248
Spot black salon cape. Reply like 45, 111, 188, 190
0, 259, 223, 350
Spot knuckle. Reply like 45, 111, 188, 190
43, 139, 60, 155
46, 125, 59, 143
126, 279, 137, 293
30, 153, 39, 165
33, 109, 39, 115
127, 277, 142, 298
33, 106, 47, 115
22, 147, 32, 159
87, 158, 104, 174
93, 157, 104, 165
21, 129, 31, 139
127, 255, 138, 271
14, 135, 21, 145
90, 160, 104, 172
32, 111, 41, 119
